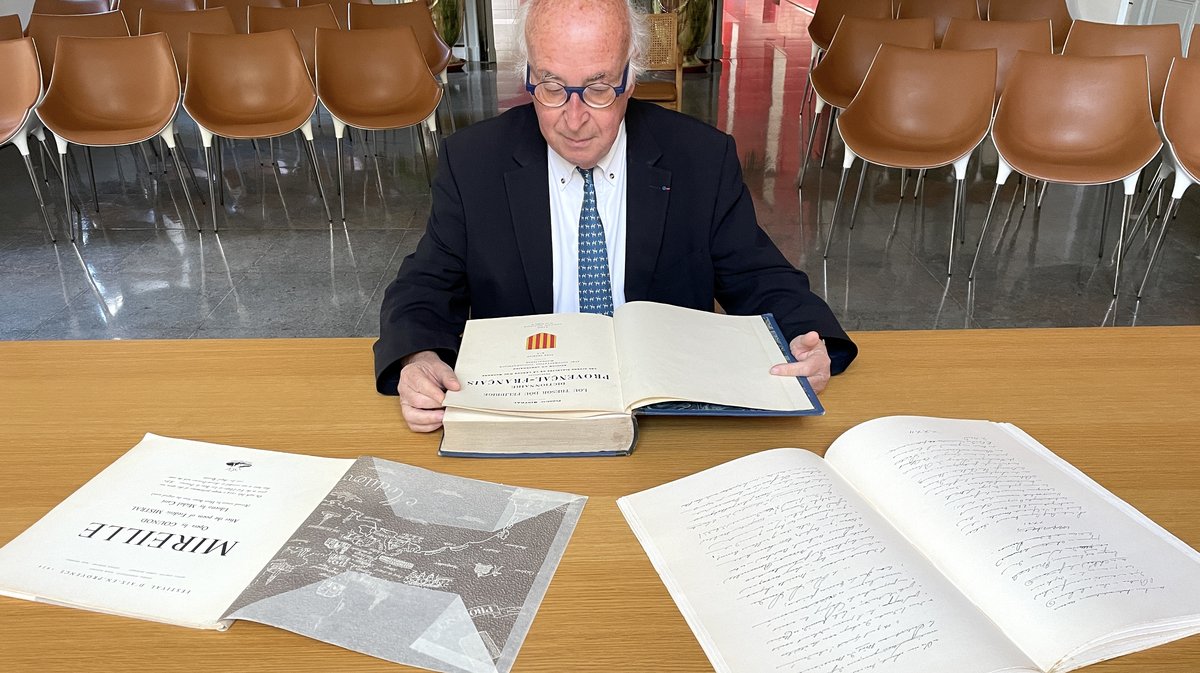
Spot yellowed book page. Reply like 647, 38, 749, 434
826, 416, 1200, 673
619, 448, 1039, 673
0, 434, 351, 629
612, 302, 813, 411
444, 312, 624, 415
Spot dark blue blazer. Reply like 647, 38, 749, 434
374, 100, 856, 393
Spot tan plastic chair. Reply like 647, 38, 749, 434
941, 17, 1052, 104
36, 33, 200, 239
26, 11, 131, 89
969, 51, 1161, 297
348, 2, 451, 79
632, 11, 682, 111
248, 4, 339, 80
1137, 57, 1200, 298
31, 0, 113, 15
1063, 20, 1180, 122
316, 26, 441, 222
138, 7, 235, 86
825, 45, 995, 275
0, 37, 59, 241
183, 29, 332, 229
299, 0, 369, 30
119, 0, 202, 31
986, 0, 1072, 52
895, 0, 979, 47
802, 16, 936, 181
204, 0, 286, 34
802, 0, 892, 123
1, 14, 23, 39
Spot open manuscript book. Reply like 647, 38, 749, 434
619, 416, 1200, 673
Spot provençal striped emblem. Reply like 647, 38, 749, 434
526, 332, 557, 350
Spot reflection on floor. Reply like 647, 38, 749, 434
0, 0, 1196, 341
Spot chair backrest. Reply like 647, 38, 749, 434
183, 29, 316, 139
810, 16, 936, 109
993, 50, 1160, 184
315, 26, 441, 130
1161, 57, 1200, 182
0, 13, 24, 40
139, 6, 234, 86
807, 0, 893, 52
32, 0, 113, 15
1063, 19, 1181, 121
26, 11, 131, 88
839, 44, 995, 166
38, 33, 179, 146
248, 4, 339, 80
986, 0, 1072, 52
941, 17, 1051, 104
119, 0, 202, 31
348, 2, 451, 75
895, 0, 978, 46
204, 0, 287, 33
299, 0, 369, 30
0, 37, 42, 146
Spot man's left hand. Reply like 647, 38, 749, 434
770, 331, 831, 393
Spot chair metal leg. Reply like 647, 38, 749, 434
85, 146, 100, 213
204, 144, 219, 232
1036, 179, 1048, 210
1112, 193, 1132, 297
948, 178, 964, 276
216, 137, 225, 205
415, 125, 432, 187
21, 153, 57, 243
165, 143, 201, 232
822, 166, 853, 259
336, 134, 346, 224
968, 182, 1003, 280
1099, 183, 1113, 258
819, 108, 838, 169
848, 162, 868, 230
303, 137, 333, 225
60, 150, 75, 242
799, 108, 823, 183
899, 168, 909, 200
174, 132, 206, 206
1136, 197, 1180, 299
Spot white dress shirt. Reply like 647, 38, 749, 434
546, 122, 628, 313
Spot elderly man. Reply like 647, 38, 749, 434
374, 0, 857, 432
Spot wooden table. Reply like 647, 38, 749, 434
2, 327, 1198, 672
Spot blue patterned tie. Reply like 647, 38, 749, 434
577, 167, 614, 316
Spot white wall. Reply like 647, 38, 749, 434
1069, 0, 1132, 23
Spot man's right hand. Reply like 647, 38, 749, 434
397, 351, 461, 432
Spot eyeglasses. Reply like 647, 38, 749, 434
525, 63, 630, 109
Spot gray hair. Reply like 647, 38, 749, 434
515, 0, 650, 78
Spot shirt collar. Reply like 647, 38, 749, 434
548, 121, 626, 191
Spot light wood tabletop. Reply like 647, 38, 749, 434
1, 327, 1198, 672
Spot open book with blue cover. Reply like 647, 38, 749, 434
440, 301, 824, 457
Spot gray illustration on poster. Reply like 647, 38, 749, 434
223, 457, 586, 673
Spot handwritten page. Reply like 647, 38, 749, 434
0, 434, 350, 628
619, 448, 1036, 673
827, 417, 1200, 671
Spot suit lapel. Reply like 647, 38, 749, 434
623, 103, 671, 302
503, 107, 555, 315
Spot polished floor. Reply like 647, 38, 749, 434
1, 0, 1197, 341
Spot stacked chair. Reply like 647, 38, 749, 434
31, 0, 113, 14
315, 26, 442, 222
118, 0, 202, 30
300, 0, 371, 30
896, 0, 980, 47
966, 51, 1161, 295
183, 29, 333, 230
247, 4, 340, 79
802, 0, 892, 118
0, 37, 59, 241
204, 0, 288, 34
0, 13, 22, 39
824, 45, 995, 276
1137, 57, 1200, 298
802, 16, 936, 181
36, 33, 201, 239
986, 0, 1072, 51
